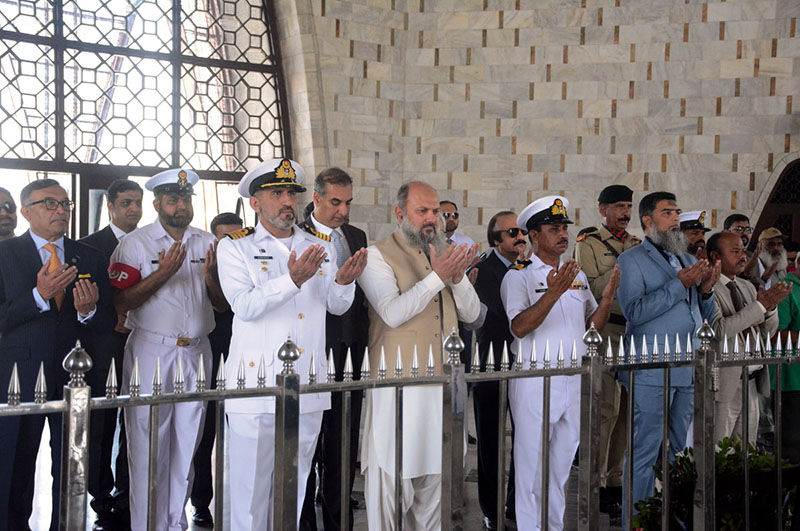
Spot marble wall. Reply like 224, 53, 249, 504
274, 0, 800, 247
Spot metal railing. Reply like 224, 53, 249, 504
1, 322, 797, 530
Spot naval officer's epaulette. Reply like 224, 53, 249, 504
298, 220, 331, 242
509, 259, 532, 271
224, 227, 255, 240
575, 226, 598, 242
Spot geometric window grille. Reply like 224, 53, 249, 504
0, 0, 290, 180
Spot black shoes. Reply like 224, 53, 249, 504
192, 506, 214, 529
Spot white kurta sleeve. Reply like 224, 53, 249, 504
217, 238, 300, 322
358, 247, 445, 329
450, 275, 481, 323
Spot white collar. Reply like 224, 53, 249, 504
310, 211, 342, 237
149, 220, 197, 244
109, 222, 129, 241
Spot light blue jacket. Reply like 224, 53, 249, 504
616, 237, 717, 387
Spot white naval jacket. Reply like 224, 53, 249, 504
216, 222, 356, 414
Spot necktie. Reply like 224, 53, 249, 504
43, 243, 64, 310
727, 280, 745, 312
331, 230, 347, 268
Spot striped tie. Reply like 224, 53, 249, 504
43, 243, 64, 310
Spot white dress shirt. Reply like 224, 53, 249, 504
311, 211, 350, 257
449, 231, 474, 247
109, 222, 129, 241
110, 221, 216, 338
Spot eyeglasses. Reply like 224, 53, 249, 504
442, 212, 459, 220
730, 226, 752, 234
26, 198, 74, 211
498, 228, 528, 238
0, 201, 15, 214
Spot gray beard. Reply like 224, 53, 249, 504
400, 217, 448, 257
265, 209, 296, 230
759, 247, 788, 273
650, 227, 689, 256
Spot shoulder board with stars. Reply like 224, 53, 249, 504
224, 227, 255, 240
298, 220, 331, 242
509, 259, 532, 271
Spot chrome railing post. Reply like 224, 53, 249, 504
273, 338, 301, 530
442, 329, 467, 530
693, 321, 715, 529
59, 341, 93, 531
578, 324, 603, 531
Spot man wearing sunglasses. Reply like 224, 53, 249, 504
440, 200, 474, 248
0, 188, 16, 241
0, 179, 115, 531
471, 211, 527, 529
574, 184, 640, 521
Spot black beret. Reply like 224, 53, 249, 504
597, 185, 633, 205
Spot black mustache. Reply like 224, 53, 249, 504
619, 217, 631, 222
558, 239, 568, 245
514, 240, 526, 246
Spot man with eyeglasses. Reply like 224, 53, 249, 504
0, 187, 17, 241
723, 213, 766, 287
0, 178, 115, 531
471, 210, 526, 529
574, 184, 640, 521
108, 169, 227, 531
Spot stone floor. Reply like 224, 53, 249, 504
31, 395, 623, 530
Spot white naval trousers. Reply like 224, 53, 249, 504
227, 410, 323, 531
122, 331, 212, 531
510, 375, 580, 531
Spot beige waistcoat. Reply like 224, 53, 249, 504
367, 229, 459, 377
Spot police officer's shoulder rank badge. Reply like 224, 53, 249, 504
224, 227, 255, 240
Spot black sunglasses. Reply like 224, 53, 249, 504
499, 228, 528, 238
442, 212, 459, 220
0, 201, 15, 214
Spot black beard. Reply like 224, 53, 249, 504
162, 212, 192, 228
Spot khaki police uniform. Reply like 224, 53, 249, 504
575, 225, 639, 489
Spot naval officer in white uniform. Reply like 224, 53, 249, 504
215, 158, 366, 531
109, 168, 227, 531
500, 196, 619, 531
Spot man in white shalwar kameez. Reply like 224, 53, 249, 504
358, 181, 480, 530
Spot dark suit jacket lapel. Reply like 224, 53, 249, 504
20, 231, 42, 282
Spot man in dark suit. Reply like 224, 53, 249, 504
189, 212, 242, 529
299, 167, 368, 531
472, 211, 522, 530
0, 179, 115, 531
80, 179, 143, 530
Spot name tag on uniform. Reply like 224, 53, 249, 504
190, 258, 206, 263
150, 260, 159, 264
535, 288, 548, 293
253, 255, 273, 260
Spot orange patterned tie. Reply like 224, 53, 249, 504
43, 243, 64, 310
